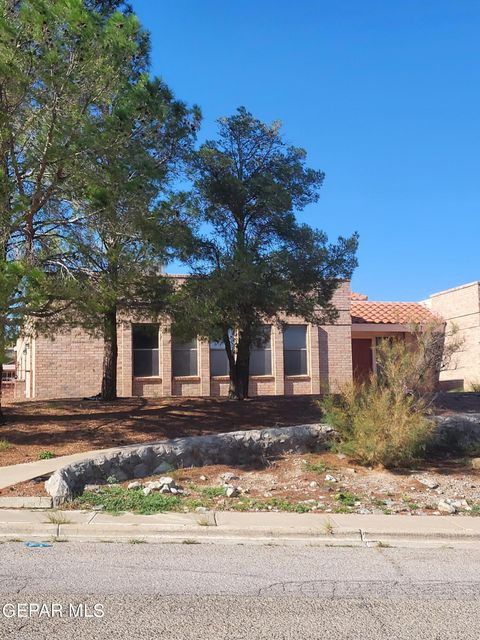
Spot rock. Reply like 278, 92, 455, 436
225, 486, 239, 498
159, 476, 175, 487
45, 473, 72, 506
309, 481, 318, 488
132, 463, 148, 479
84, 484, 100, 492
357, 508, 371, 514
146, 480, 163, 491
471, 458, 480, 470
199, 475, 208, 481
419, 478, 439, 490
143, 487, 152, 496
336, 453, 346, 460
127, 481, 142, 490
325, 474, 337, 483
153, 462, 174, 474
437, 500, 456, 514
452, 499, 471, 511
195, 506, 208, 513
92, 504, 105, 511
220, 472, 239, 482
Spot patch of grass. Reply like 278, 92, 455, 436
74, 486, 181, 515
401, 495, 419, 511
334, 491, 359, 507
230, 497, 316, 513
196, 517, 214, 526
376, 541, 392, 548
45, 511, 71, 525
128, 538, 146, 544
200, 486, 227, 498
38, 450, 55, 460
322, 520, 334, 535
303, 460, 332, 474
106, 475, 119, 485
182, 539, 200, 544
470, 503, 480, 516
0, 439, 12, 451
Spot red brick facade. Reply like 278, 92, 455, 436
16, 281, 354, 400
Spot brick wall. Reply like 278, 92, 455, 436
26, 280, 354, 400
428, 282, 480, 390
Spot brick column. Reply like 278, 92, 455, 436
118, 322, 133, 397
199, 339, 211, 396
272, 325, 285, 395
161, 325, 172, 397
309, 324, 321, 394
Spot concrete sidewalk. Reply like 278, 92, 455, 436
1, 509, 480, 547
0, 443, 152, 489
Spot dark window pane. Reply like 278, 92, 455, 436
210, 349, 229, 376
172, 348, 198, 377
133, 349, 159, 377
132, 324, 159, 349
250, 349, 272, 376
283, 325, 306, 350
284, 350, 307, 376
172, 337, 197, 350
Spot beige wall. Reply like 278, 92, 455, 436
19, 281, 353, 400
427, 282, 480, 390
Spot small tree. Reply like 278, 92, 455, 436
63, 79, 199, 400
0, 0, 147, 419
175, 107, 358, 399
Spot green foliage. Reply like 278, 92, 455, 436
334, 491, 359, 507
38, 450, 55, 460
303, 460, 331, 474
200, 486, 227, 497
323, 382, 433, 468
0, 439, 11, 451
75, 486, 181, 514
173, 107, 358, 399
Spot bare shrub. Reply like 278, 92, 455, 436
323, 321, 462, 468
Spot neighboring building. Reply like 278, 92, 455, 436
423, 281, 480, 391
16, 279, 477, 401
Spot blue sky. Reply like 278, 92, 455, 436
132, 0, 480, 302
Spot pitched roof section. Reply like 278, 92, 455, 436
351, 292, 368, 301
351, 301, 438, 324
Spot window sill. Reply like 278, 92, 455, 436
133, 376, 162, 382
285, 375, 310, 380
173, 376, 201, 382
211, 375, 230, 381
250, 375, 275, 380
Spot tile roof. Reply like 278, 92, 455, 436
351, 292, 368, 301
351, 301, 438, 324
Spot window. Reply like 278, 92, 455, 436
283, 325, 307, 376
133, 324, 159, 377
250, 326, 272, 376
210, 339, 229, 376
172, 338, 198, 377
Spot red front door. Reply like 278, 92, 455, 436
352, 339, 373, 384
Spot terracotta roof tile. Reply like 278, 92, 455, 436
351, 301, 438, 324
351, 292, 369, 301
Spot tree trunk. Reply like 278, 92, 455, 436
228, 333, 251, 400
100, 307, 118, 401
0, 362, 4, 425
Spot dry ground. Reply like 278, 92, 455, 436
1, 393, 480, 513
0, 395, 323, 467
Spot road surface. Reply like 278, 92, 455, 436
1, 541, 480, 639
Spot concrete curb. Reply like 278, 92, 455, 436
0, 510, 480, 547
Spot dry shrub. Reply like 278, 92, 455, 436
322, 321, 461, 467
323, 381, 433, 468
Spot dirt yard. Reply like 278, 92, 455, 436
1, 393, 480, 515
0, 395, 323, 467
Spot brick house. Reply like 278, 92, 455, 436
16, 276, 471, 401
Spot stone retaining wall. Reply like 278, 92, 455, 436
46, 423, 333, 505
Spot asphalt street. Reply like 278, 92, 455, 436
1, 541, 480, 639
